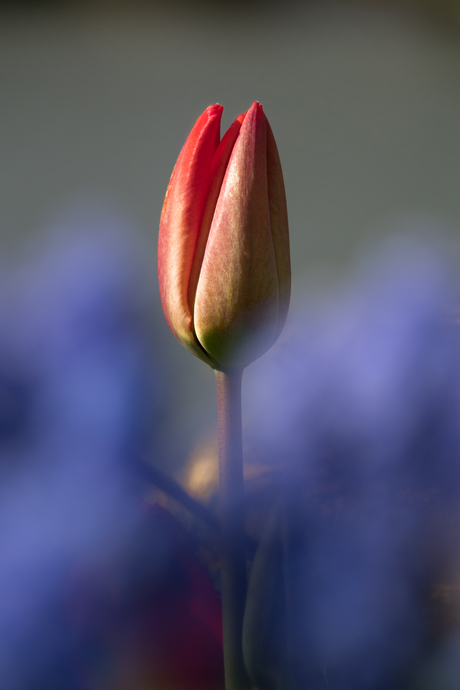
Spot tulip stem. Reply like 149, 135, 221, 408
215, 369, 252, 690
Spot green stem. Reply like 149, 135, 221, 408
215, 369, 252, 690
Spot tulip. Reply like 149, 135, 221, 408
158, 102, 290, 370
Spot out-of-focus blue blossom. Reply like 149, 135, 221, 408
244, 237, 460, 690
0, 207, 159, 688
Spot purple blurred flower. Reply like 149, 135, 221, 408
244, 237, 460, 690
0, 208, 160, 688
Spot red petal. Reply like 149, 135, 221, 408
194, 102, 280, 368
158, 105, 222, 362
188, 113, 245, 321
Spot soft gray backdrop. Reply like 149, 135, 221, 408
1, 0, 460, 466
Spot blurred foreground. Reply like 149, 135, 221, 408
1, 211, 460, 690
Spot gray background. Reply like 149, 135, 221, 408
1, 0, 460, 465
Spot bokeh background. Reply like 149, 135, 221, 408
2, 1, 460, 688
1, 0, 460, 456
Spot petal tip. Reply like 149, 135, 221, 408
206, 103, 224, 117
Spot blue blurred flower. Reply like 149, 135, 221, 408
244, 237, 460, 690
0, 207, 161, 688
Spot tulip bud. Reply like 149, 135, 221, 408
158, 102, 290, 370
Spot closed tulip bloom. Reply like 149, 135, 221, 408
158, 102, 290, 370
